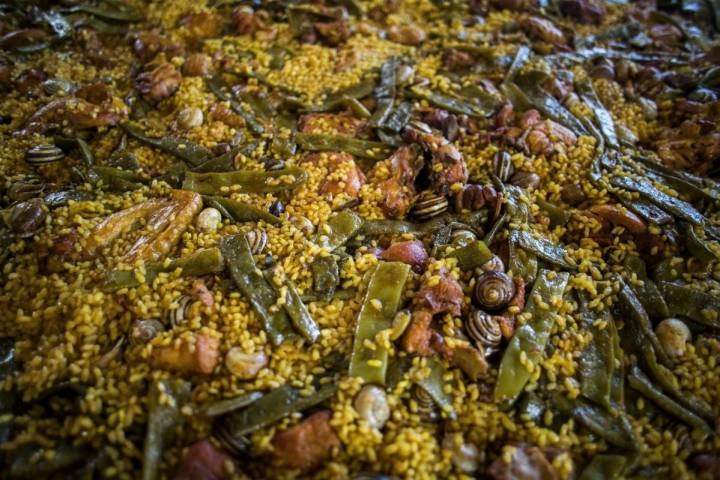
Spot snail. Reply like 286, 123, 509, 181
245, 229, 268, 254
466, 309, 503, 356
492, 150, 515, 182
25, 144, 64, 165
411, 190, 448, 221
129, 319, 165, 346
473, 271, 515, 311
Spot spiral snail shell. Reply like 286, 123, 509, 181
466, 309, 502, 356
473, 271, 515, 311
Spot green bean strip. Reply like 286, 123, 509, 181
657, 281, 720, 329
578, 293, 614, 408
206, 77, 265, 135
536, 198, 571, 227
221, 383, 337, 438
623, 255, 669, 319
316, 210, 364, 250
75, 3, 143, 23
370, 57, 397, 128
360, 219, 420, 237
510, 229, 577, 270
220, 234, 296, 346
611, 175, 704, 225
683, 223, 720, 262
619, 197, 673, 225
306, 80, 376, 113
270, 113, 298, 157
142, 379, 191, 480
106, 247, 225, 289
202, 195, 281, 225
311, 255, 339, 300
503, 45, 530, 85
349, 262, 410, 385
556, 394, 638, 450
92, 166, 147, 191
495, 270, 570, 406
634, 154, 720, 202
183, 167, 308, 195
609, 311, 624, 407
628, 366, 713, 434
201, 392, 264, 417
579, 455, 627, 480
121, 122, 212, 167
617, 279, 673, 367
10, 442, 88, 479
576, 77, 618, 148
449, 240, 493, 270
193, 146, 240, 173
408, 86, 486, 118
417, 357, 456, 419
296, 132, 393, 160
383, 101, 413, 133
264, 268, 320, 343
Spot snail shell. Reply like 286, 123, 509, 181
466, 309, 502, 356
25, 144, 64, 165
473, 271, 515, 311
129, 319, 165, 346
167, 295, 193, 328
451, 228, 477, 248
492, 150, 515, 182
480, 255, 505, 273
411, 191, 448, 221
212, 422, 250, 458
411, 384, 438, 422
245, 229, 267, 254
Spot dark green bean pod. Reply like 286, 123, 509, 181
10, 442, 89, 479
44, 190, 95, 207
74, 1, 144, 23
408, 86, 486, 118
495, 270, 570, 406
503, 45, 530, 85
509, 229, 577, 270
619, 197, 673, 225
683, 222, 720, 262
360, 219, 420, 237
628, 366, 713, 434
121, 123, 212, 168
264, 267, 320, 343
449, 240, 494, 270
622, 256, 669, 319
578, 454, 627, 480
617, 279, 673, 367
106, 248, 225, 289
142, 379, 191, 480
203, 195, 281, 225
193, 146, 241, 173
206, 77, 265, 134
306, 80, 376, 113
657, 281, 720, 329
296, 132, 393, 161
220, 234, 297, 346
370, 58, 398, 128
536, 198, 571, 227
270, 113, 298, 157
183, 167, 308, 196
611, 175, 704, 225
218, 383, 337, 438
201, 392, 264, 417
556, 394, 638, 450
575, 76, 618, 148
316, 210, 364, 250
382, 101, 413, 133
577, 292, 615, 409
311, 255, 340, 301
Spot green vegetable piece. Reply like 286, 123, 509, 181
200, 392, 264, 417
409, 86, 486, 118
657, 281, 720, 329
206, 77, 264, 134
449, 240, 493, 270
617, 279, 673, 367
623, 255, 669, 319
503, 45, 530, 85
576, 77, 618, 148
221, 383, 336, 437
106, 248, 225, 289
264, 268, 320, 343
183, 167, 308, 196
510, 230, 577, 270
556, 394, 638, 450
579, 455, 627, 480
92, 166, 147, 192
495, 270, 570, 405
383, 101, 413, 133
417, 357, 456, 419
360, 219, 420, 237
142, 379, 191, 480
611, 175, 704, 225
76, 1, 144, 22
578, 293, 615, 408
271, 113, 298, 157
296, 132, 393, 160
306, 80, 376, 113
609, 312, 624, 408
349, 262, 410, 385
683, 223, 720, 262
628, 366, 713, 434
10, 442, 88, 479
536, 198, 571, 227
370, 57, 397, 128
620, 196, 673, 225
121, 123, 212, 167
317, 210, 363, 250
220, 234, 297, 346
203, 196, 281, 225
311, 255, 339, 300
509, 243, 538, 287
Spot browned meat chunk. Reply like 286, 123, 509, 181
272, 410, 340, 471
136, 63, 182, 102
174, 440, 233, 480
150, 333, 220, 375
488, 444, 558, 480
379, 240, 428, 273
377, 145, 423, 218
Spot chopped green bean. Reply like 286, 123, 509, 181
183, 167, 308, 195
201, 392, 264, 417
448, 240, 493, 270
408, 86, 486, 118
296, 132, 393, 161
121, 122, 212, 167
349, 262, 410, 385
316, 210, 363, 250
265, 267, 320, 343
657, 281, 720, 329
556, 394, 638, 450
206, 77, 265, 134
203, 196, 281, 225
510, 229, 577, 270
